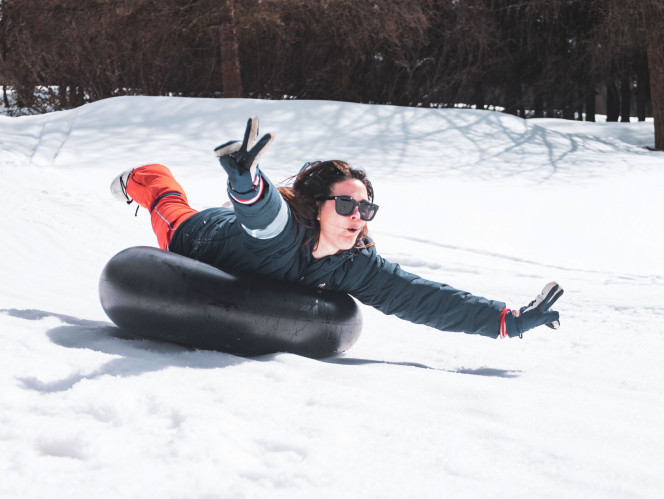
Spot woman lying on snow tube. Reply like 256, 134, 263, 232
109, 117, 562, 346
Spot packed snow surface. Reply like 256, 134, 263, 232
1, 97, 663, 498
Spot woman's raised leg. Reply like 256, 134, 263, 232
111, 164, 198, 250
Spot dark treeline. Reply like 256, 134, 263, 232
1, 0, 663, 148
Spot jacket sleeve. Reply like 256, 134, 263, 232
342, 249, 505, 338
228, 172, 291, 241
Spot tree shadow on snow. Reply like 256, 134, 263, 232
3, 308, 248, 393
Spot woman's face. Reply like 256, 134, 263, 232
314, 178, 369, 259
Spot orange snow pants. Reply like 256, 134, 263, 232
125, 164, 198, 250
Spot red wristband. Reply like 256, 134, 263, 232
499, 307, 510, 339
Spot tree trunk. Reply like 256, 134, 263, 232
545, 95, 554, 118
533, 95, 543, 118
218, 0, 242, 98
620, 75, 631, 122
637, 66, 648, 122
59, 84, 68, 109
585, 90, 596, 122
606, 81, 620, 122
472, 83, 485, 110
0, 1, 8, 109
644, 1, 664, 149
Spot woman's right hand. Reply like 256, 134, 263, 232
214, 117, 274, 200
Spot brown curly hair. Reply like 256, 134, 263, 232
278, 160, 375, 250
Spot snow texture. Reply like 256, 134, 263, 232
1, 97, 663, 498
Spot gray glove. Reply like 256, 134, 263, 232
501, 282, 564, 338
214, 117, 274, 201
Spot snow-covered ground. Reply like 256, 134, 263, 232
1, 97, 663, 498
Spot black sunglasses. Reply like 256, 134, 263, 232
317, 195, 379, 221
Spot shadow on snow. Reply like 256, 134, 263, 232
3, 308, 521, 393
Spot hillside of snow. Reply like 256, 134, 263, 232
1, 97, 663, 498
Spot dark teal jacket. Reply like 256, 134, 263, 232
169, 174, 505, 337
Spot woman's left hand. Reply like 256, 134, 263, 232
501, 282, 564, 338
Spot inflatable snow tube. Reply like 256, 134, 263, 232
99, 247, 362, 358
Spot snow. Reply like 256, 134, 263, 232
1, 96, 663, 498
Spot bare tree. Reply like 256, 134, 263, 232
1, 0, 661, 150
0, 0, 9, 108
643, 0, 664, 149
217, 0, 242, 98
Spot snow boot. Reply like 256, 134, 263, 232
110, 169, 134, 204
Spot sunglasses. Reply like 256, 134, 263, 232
318, 195, 379, 221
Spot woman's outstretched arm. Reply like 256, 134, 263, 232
341, 248, 561, 338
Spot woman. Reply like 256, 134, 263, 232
111, 117, 562, 339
